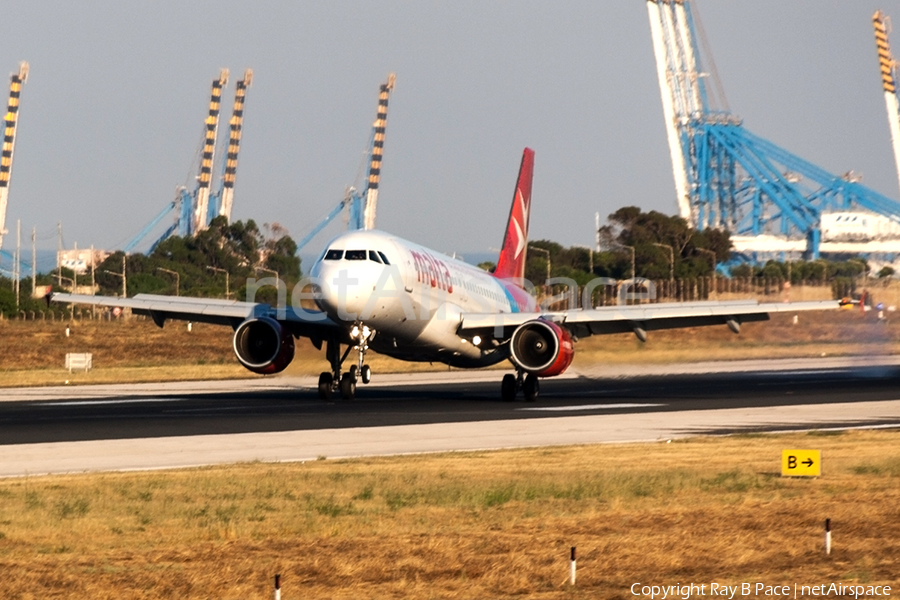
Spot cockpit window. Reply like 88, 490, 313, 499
368, 250, 382, 263
377, 251, 390, 265
345, 250, 367, 260
324, 249, 343, 260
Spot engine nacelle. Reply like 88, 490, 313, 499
232, 317, 295, 375
509, 319, 574, 377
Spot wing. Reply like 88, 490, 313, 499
459, 299, 841, 340
50, 293, 340, 340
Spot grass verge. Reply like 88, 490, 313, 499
0, 430, 898, 598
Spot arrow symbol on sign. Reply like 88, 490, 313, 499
803, 458, 814, 467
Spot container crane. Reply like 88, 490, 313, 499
874, 10, 900, 198
646, 0, 900, 260
214, 69, 253, 223
193, 69, 228, 233
362, 73, 395, 230
123, 69, 240, 253
296, 73, 396, 252
0, 62, 27, 259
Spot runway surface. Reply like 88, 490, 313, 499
2, 356, 900, 477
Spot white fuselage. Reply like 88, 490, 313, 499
310, 229, 533, 367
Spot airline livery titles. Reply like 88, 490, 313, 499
410, 249, 453, 294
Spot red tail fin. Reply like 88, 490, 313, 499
494, 148, 534, 283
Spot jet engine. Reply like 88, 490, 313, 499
508, 319, 574, 377
232, 317, 295, 375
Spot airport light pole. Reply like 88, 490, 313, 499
613, 244, 635, 280
572, 244, 594, 275
653, 242, 675, 295
103, 255, 127, 298
156, 267, 180, 296
255, 266, 279, 281
528, 245, 551, 284
695, 248, 717, 299
207, 266, 230, 299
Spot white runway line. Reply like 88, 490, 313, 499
517, 403, 667, 412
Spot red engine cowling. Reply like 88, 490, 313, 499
232, 317, 295, 375
509, 319, 574, 377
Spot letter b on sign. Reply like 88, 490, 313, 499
782, 449, 821, 477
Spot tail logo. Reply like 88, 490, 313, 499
511, 190, 528, 260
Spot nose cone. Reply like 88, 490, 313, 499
311, 260, 382, 322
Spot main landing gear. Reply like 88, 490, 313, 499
501, 369, 540, 403
317, 326, 374, 401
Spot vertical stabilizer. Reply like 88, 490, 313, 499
494, 148, 534, 283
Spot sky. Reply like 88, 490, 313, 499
2, 0, 900, 265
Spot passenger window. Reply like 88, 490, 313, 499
345, 250, 367, 260
324, 249, 343, 260
378, 251, 390, 265
369, 250, 382, 263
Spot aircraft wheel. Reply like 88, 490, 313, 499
340, 372, 356, 400
523, 373, 540, 402
318, 372, 333, 400
361, 364, 372, 384
501, 374, 517, 402
348, 364, 359, 382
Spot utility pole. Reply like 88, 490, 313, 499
31, 226, 35, 297
73, 241, 77, 294
695, 248, 717, 299
104, 255, 127, 298
652, 242, 674, 286
90, 245, 95, 294
156, 267, 180, 296
14, 219, 20, 308
614, 244, 635, 280
595, 212, 601, 252
572, 244, 594, 275
56, 221, 62, 288
207, 266, 230, 298
528, 245, 551, 284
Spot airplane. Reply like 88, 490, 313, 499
51, 148, 839, 401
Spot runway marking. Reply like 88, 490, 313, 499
754, 369, 852, 376
35, 398, 180, 407
517, 403, 666, 412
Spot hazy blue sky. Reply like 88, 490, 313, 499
1, 1, 899, 262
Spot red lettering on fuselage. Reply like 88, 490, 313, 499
410, 250, 453, 294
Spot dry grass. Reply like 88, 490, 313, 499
0, 430, 898, 598
0, 307, 897, 388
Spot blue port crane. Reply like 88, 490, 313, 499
295, 73, 396, 253
123, 69, 254, 253
646, 0, 900, 260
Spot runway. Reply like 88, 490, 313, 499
2, 356, 900, 477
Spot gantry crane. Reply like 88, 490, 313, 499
296, 73, 396, 252
646, 0, 900, 259
214, 69, 253, 223
124, 69, 253, 253
0, 62, 27, 260
192, 69, 228, 233
874, 10, 900, 198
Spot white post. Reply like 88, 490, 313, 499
274, 574, 281, 600
569, 546, 576, 585
824, 519, 832, 555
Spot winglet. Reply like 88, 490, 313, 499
494, 148, 534, 283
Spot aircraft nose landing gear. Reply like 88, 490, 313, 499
317, 326, 375, 401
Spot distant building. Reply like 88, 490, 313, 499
58, 248, 110, 274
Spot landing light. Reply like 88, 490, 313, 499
472, 335, 482, 346
351, 325, 360, 338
